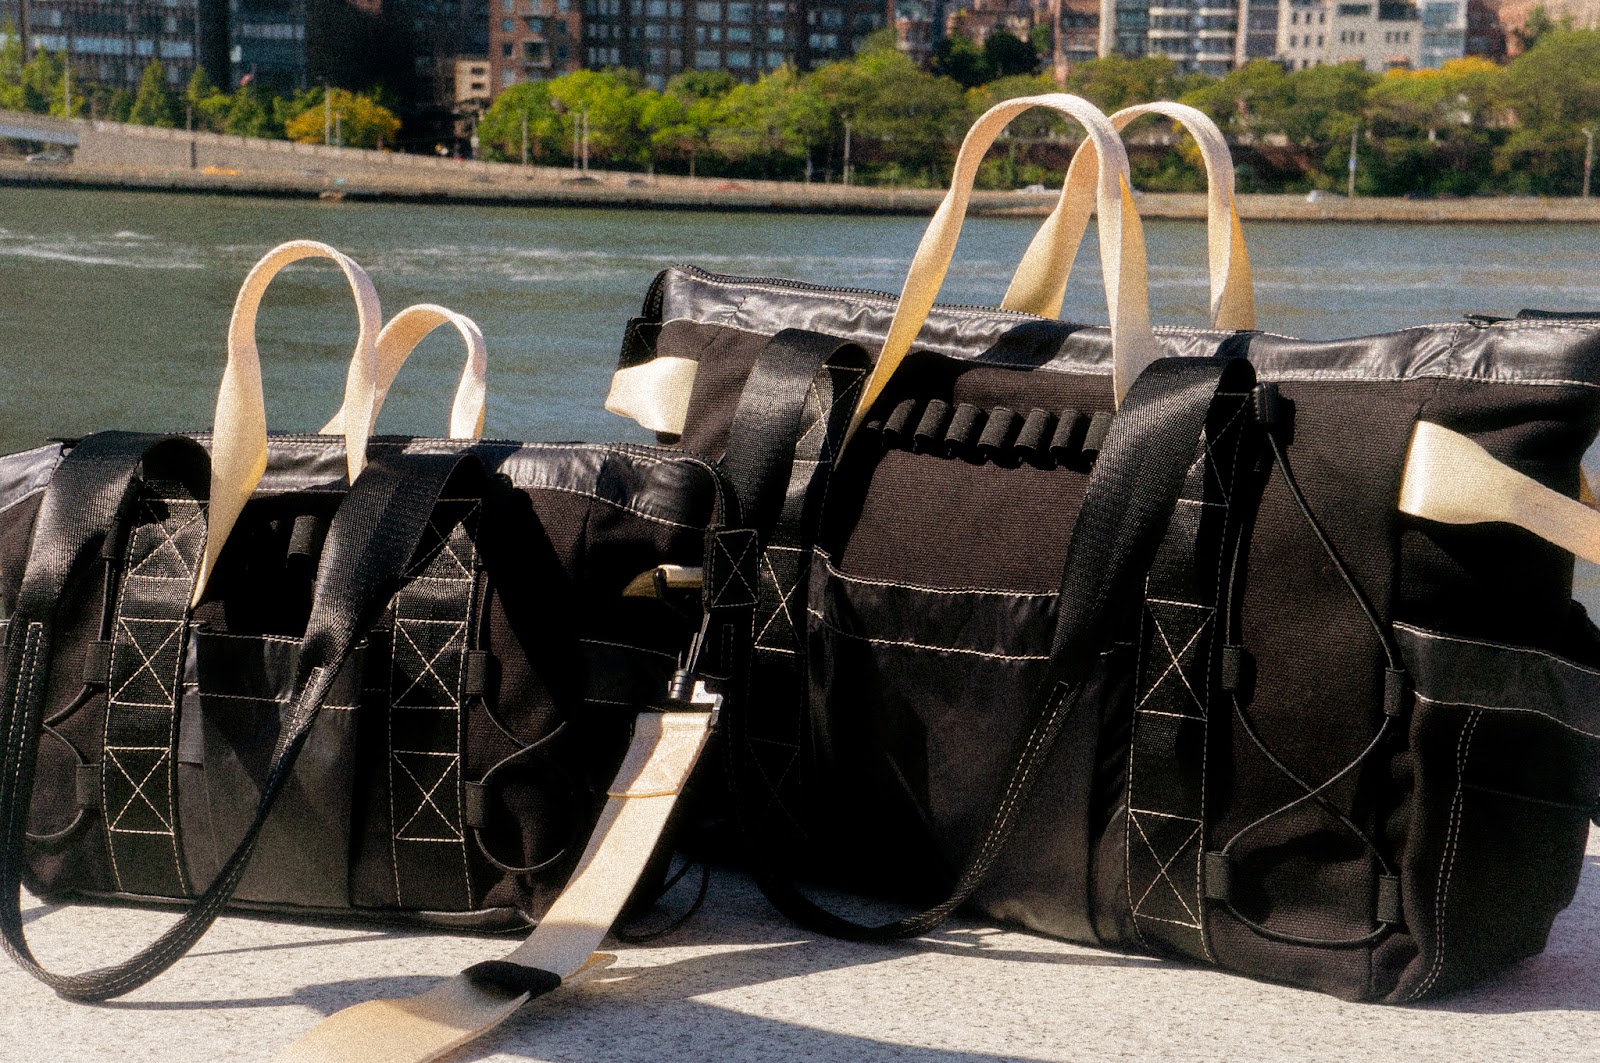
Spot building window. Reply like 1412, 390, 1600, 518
694, 48, 720, 66
526, 17, 543, 31
502, 18, 515, 30
766, 25, 784, 41
728, 1, 751, 20
726, 48, 751, 66
727, 24, 751, 40
696, 1, 721, 18
503, 41, 514, 54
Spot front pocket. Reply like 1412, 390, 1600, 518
178, 628, 357, 910
805, 549, 1105, 926
1390, 617, 1600, 1001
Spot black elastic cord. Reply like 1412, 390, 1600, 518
613, 858, 711, 943
1208, 418, 1406, 949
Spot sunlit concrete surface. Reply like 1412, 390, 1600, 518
4, 829, 1598, 1063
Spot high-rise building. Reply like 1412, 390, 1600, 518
1418, 0, 1465, 65
393, 0, 491, 112
231, 0, 307, 90
490, 0, 581, 91
580, 0, 884, 88
1119, 0, 1242, 74
17, 0, 230, 93
1276, 0, 1422, 70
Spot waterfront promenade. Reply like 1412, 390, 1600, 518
6, 109, 1600, 222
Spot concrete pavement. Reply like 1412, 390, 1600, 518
4, 830, 1598, 1063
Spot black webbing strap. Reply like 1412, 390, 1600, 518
0, 441, 483, 1000
750, 356, 1256, 942
718, 330, 867, 851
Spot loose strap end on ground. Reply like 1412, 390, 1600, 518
275, 709, 715, 1063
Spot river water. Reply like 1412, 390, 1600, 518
3, 187, 1600, 598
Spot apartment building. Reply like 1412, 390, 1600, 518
490, 0, 580, 89
1277, 0, 1423, 70
17, 0, 229, 92
1098, 0, 1248, 73
579, 0, 882, 88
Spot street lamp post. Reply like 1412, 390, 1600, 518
1347, 124, 1358, 198
1584, 126, 1594, 200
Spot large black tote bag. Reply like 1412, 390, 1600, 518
604, 93, 1600, 1003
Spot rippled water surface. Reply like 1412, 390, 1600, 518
3, 187, 1600, 600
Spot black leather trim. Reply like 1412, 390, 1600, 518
651, 266, 1600, 389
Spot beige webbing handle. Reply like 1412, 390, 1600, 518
1003, 101, 1254, 331
198, 240, 382, 603
322, 303, 488, 442
277, 708, 716, 1063
849, 94, 1159, 437
1400, 420, 1600, 564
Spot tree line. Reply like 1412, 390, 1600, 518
5, 19, 1600, 196
0, 31, 402, 148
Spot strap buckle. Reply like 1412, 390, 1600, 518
659, 608, 723, 726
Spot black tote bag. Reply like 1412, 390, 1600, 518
604, 93, 1600, 1003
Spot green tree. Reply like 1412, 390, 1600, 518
1065, 55, 1186, 112
283, 87, 400, 148
1513, 4, 1566, 52
477, 81, 561, 162
713, 65, 819, 175
932, 33, 990, 88
983, 30, 1038, 79
546, 68, 648, 164
184, 66, 232, 131
129, 61, 179, 127
0, 20, 24, 110
1497, 29, 1600, 193
223, 84, 282, 138
640, 71, 733, 175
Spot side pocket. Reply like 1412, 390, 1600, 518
1389, 618, 1600, 1001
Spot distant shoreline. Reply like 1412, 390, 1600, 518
6, 160, 1600, 224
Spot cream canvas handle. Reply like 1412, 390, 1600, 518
1400, 420, 1600, 564
199, 243, 491, 604
199, 240, 383, 603
323, 303, 488, 441
849, 94, 1159, 436
1003, 101, 1254, 331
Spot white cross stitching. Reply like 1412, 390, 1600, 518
392, 620, 466, 706
105, 747, 174, 834
128, 500, 205, 579
109, 617, 183, 706
1133, 606, 1213, 716
1129, 809, 1201, 927
393, 751, 464, 842
711, 533, 758, 607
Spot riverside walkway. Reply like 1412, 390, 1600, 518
5, 109, 1600, 222
4, 828, 1597, 1062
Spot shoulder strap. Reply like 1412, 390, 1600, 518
0, 441, 483, 1000
736, 351, 1258, 940
276, 458, 755, 1063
